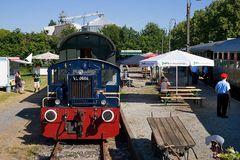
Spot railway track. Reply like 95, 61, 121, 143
39, 111, 134, 160
49, 140, 109, 160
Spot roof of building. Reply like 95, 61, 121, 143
190, 38, 240, 53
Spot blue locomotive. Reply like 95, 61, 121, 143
41, 32, 121, 139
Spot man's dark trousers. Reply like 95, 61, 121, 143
217, 94, 229, 117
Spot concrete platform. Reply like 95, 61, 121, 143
121, 69, 240, 159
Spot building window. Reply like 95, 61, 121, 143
230, 53, 234, 60
224, 53, 228, 60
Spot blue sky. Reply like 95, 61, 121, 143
1, 0, 213, 33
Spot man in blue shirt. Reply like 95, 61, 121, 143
215, 73, 231, 118
191, 66, 199, 85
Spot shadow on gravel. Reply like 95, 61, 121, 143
15, 107, 53, 145
20, 87, 47, 105
15, 87, 55, 147
121, 93, 160, 104
187, 92, 240, 151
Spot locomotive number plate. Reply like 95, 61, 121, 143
73, 76, 89, 81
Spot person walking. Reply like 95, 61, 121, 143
215, 73, 231, 118
33, 71, 41, 92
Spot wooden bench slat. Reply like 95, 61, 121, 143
159, 93, 195, 97
161, 97, 206, 99
147, 118, 164, 147
172, 117, 196, 147
169, 86, 196, 89
166, 117, 188, 147
171, 93, 195, 96
159, 118, 182, 147
155, 118, 174, 146
162, 89, 202, 92
148, 116, 196, 150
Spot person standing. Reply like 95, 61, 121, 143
33, 71, 41, 92
15, 71, 22, 94
191, 66, 199, 85
203, 66, 209, 84
215, 73, 231, 118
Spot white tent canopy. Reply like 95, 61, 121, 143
140, 50, 214, 67
32, 51, 59, 60
139, 50, 214, 91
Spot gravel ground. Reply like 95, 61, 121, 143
0, 90, 45, 160
121, 69, 240, 160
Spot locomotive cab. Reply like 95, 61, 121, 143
45, 59, 120, 108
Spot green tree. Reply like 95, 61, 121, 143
101, 24, 122, 51
0, 29, 59, 58
119, 26, 140, 50
172, 0, 240, 49
60, 25, 79, 38
48, 19, 57, 26
140, 22, 163, 53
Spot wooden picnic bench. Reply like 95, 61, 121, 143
159, 88, 205, 107
121, 78, 133, 87
161, 96, 206, 107
169, 86, 196, 89
147, 116, 198, 160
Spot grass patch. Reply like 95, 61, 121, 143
5, 145, 39, 160
21, 75, 48, 92
0, 75, 47, 103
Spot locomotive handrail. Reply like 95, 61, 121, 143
42, 97, 57, 108
102, 92, 120, 95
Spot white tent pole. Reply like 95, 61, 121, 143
176, 66, 178, 94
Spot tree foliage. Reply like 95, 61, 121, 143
0, 28, 58, 58
139, 22, 164, 53
60, 25, 79, 38
101, 23, 166, 53
1, 0, 239, 59
48, 19, 57, 26
171, 0, 240, 49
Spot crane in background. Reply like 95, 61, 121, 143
59, 11, 104, 26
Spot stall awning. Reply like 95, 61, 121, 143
120, 50, 143, 55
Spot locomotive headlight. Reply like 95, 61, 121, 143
55, 99, 61, 105
44, 109, 57, 123
102, 110, 114, 122
101, 99, 107, 106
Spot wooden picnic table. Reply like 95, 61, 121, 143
162, 88, 202, 92
159, 88, 205, 107
121, 78, 133, 87
147, 116, 197, 159
169, 86, 196, 89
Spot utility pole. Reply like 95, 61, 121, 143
186, 0, 201, 85
169, 18, 176, 52
161, 28, 167, 53
187, 0, 191, 53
